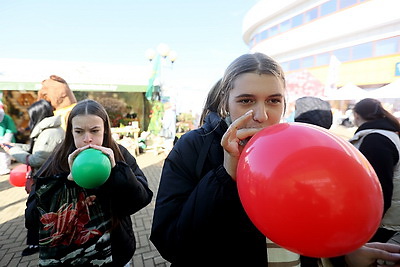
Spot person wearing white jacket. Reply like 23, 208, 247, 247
1, 99, 65, 256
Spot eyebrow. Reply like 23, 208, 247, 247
73, 125, 102, 130
235, 93, 284, 98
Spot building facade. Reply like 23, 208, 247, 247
242, 0, 400, 101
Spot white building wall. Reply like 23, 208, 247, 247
243, 0, 400, 62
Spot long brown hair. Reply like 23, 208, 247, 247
199, 52, 286, 126
353, 98, 400, 132
38, 99, 124, 177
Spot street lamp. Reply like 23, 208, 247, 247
145, 43, 177, 102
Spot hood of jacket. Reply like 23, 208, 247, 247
30, 115, 62, 139
294, 96, 333, 129
355, 117, 398, 134
202, 112, 228, 137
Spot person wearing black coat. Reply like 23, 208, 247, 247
150, 53, 286, 267
350, 98, 400, 243
34, 99, 153, 266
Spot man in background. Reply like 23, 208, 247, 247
0, 104, 17, 175
37, 75, 77, 130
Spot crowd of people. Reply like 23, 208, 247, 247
1, 52, 400, 266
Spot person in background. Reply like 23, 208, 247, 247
294, 96, 333, 129
35, 99, 153, 266
350, 98, 400, 243
37, 75, 77, 130
0, 104, 17, 175
160, 102, 177, 154
1, 99, 65, 256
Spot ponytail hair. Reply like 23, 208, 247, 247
353, 98, 400, 132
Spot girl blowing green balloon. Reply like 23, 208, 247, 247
33, 99, 153, 267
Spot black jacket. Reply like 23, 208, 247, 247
150, 112, 268, 267
35, 145, 153, 266
107, 145, 153, 266
353, 118, 400, 214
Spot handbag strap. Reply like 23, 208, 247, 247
25, 155, 31, 173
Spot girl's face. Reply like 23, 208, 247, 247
72, 114, 105, 148
228, 73, 285, 129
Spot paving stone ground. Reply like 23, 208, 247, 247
0, 151, 170, 267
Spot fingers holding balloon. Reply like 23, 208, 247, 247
68, 145, 90, 169
221, 110, 256, 180
221, 110, 254, 153
89, 144, 116, 168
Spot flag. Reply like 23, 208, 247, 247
325, 55, 341, 94
146, 55, 161, 101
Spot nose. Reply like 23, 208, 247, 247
83, 133, 93, 143
252, 104, 268, 123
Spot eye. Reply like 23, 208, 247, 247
74, 130, 82, 134
267, 98, 282, 105
237, 98, 254, 105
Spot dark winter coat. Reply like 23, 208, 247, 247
350, 118, 400, 215
349, 117, 400, 240
150, 112, 268, 267
35, 145, 153, 266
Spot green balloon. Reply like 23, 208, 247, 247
71, 148, 111, 189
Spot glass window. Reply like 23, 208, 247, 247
289, 59, 301, 71
280, 19, 291, 33
254, 34, 261, 44
334, 47, 350, 62
292, 14, 303, 28
260, 30, 268, 41
304, 7, 318, 23
269, 25, 279, 37
281, 62, 289, 72
339, 0, 357, 9
321, 0, 337, 16
352, 42, 373, 60
375, 37, 399, 56
316, 53, 330, 66
302, 56, 314, 68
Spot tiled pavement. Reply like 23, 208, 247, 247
0, 151, 170, 267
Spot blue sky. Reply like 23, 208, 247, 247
0, 0, 259, 112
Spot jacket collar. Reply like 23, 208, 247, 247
30, 115, 62, 138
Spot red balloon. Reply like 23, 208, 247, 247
9, 164, 31, 187
237, 122, 383, 258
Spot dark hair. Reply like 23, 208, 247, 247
199, 53, 286, 125
353, 98, 400, 131
27, 100, 54, 153
28, 100, 54, 131
39, 99, 124, 176
199, 79, 222, 126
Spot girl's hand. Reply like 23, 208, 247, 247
0, 142, 14, 152
67, 144, 116, 181
88, 144, 116, 168
221, 110, 263, 181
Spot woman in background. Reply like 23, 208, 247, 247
1, 99, 64, 256
350, 98, 400, 242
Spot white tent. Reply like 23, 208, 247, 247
325, 83, 370, 100
368, 79, 400, 99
